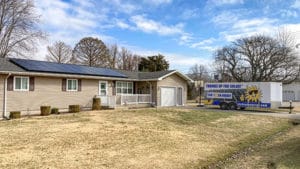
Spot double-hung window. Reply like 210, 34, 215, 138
116, 81, 133, 95
67, 79, 78, 91
14, 76, 29, 91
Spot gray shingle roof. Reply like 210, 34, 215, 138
115, 69, 175, 80
0, 58, 26, 72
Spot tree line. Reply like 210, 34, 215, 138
45, 37, 169, 71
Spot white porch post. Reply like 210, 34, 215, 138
148, 81, 152, 104
3, 73, 11, 119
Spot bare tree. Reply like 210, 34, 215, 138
107, 44, 119, 68
188, 64, 210, 81
0, 0, 45, 58
214, 34, 300, 83
45, 41, 72, 63
117, 47, 141, 71
72, 37, 110, 67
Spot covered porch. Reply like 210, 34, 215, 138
95, 81, 155, 108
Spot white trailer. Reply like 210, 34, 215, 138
204, 82, 282, 110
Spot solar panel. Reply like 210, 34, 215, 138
10, 58, 128, 78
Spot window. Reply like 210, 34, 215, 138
116, 81, 133, 94
99, 81, 107, 95
14, 76, 29, 91
67, 79, 78, 91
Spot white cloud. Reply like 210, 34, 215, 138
191, 38, 216, 48
211, 11, 239, 26
280, 9, 298, 18
210, 0, 244, 6
232, 18, 277, 29
178, 33, 194, 46
219, 17, 278, 42
292, 0, 300, 8
114, 19, 132, 29
180, 8, 199, 20
104, 0, 139, 14
144, 0, 172, 5
130, 15, 184, 36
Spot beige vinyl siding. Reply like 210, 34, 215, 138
0, 75, 4, 116
157, 74, 187, 106
6, 76, 113, 115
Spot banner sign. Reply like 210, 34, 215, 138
206, 92, 232, 99
205, 83, 245, 90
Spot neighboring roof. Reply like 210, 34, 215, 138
115, 69, 175, 80
0, 58, 26, 72
116, 69, 193, 82
138, 70, 175, 80
0, 58, 192, 82
9, 58, 127, 78
115, 69, 139, 79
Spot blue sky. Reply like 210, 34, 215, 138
35, 0, 300, 73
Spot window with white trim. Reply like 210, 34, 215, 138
67, 79, 78, 91
99, 81, 107, 95
116, 81, 133, 94
14, 76, 29, 91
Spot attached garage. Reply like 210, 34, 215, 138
161, 87, 176, 106
156, 72, 191, 107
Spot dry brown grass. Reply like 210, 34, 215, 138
0, 108, 290, 169
222, 124, 300, 169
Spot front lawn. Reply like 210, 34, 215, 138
0, 108, 291, 169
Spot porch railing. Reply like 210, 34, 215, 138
120, 94, 151, 105
96, 95, 116, 108
96, 94, 151, 107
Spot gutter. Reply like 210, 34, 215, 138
2, 73, 11, 120
0, 71, 160, 82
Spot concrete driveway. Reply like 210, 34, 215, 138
243, 112, 300, 120
181, 106, 300, 120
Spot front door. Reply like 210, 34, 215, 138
99, 81, 108, 105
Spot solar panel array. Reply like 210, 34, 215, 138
10, 58, 128, 78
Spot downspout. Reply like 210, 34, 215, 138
3, 73, 11, 120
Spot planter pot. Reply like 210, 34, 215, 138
69, 105, 80, 113
10, 111, 21, 119
92, 98, 101, 110
40, 106, 51, 116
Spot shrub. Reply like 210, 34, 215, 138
51, 108, 59, 114
10, 111, 21, 119
69, 105, 80, 113
92, 98, 101, 110
40, 106, 51, 116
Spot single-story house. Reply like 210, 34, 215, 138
0, 58, 192, 118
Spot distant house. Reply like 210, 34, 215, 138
282, 80, 300, 101
0, 58, 192, 118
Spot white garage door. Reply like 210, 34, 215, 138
161, 87, 176, 106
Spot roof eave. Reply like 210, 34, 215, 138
0, 71, 129, 80
157, 70, 194, 82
